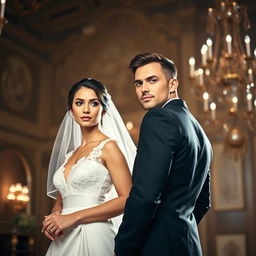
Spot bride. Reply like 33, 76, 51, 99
42, 78, 136, 256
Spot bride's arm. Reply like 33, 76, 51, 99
42, 192, 63, 239
43, 141, 132, 235
74, 140, 132, 223
51, 192, 63, 214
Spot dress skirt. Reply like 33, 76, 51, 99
45, 205, 116, 256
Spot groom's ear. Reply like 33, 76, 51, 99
168, 78, 179, 93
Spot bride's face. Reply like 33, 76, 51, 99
71, 87, 103, 128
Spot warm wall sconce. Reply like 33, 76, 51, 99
126, 121, 134, 131
126, 121, 139, 144
7, 183, 30, 212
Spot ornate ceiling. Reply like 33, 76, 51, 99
3, 0, 256, 57
5, 0, 256, 40
5, 0, 194, 42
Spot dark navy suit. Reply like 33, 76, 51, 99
115, 99, 212, 256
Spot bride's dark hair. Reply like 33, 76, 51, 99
68, 78, 109, 111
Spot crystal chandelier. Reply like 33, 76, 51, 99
189, 0, 256, 156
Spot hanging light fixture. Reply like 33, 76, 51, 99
189, 0, 256, 156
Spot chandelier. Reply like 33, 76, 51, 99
7, 183, 30, 212
189, 0, 256, 156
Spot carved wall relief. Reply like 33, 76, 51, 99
1, 56, 32, 112
0, 52, 39, 122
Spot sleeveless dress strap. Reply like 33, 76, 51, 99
96, 138, 113, 150
87, 138, 113, 163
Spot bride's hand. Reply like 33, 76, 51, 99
42, 213, 76, 236
42, 211, 63, 240
44, 211, 61, 218
43, 228, 61, 241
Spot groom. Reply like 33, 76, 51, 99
114, 53, 212, 256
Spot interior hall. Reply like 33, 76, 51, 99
0, 0, 255, 255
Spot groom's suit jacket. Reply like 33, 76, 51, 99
115, 99, 212, 256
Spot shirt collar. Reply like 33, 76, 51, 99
161, 97, 179, 108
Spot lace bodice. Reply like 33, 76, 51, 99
53, 139, 114, 208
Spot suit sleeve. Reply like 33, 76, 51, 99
114, 108, 181, 256
193, 170, 211, 224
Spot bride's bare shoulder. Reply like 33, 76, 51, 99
103, 139, 119, 151
102, 140, 124, 159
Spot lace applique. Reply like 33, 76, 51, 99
87, 139, 112, 164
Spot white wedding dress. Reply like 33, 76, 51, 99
45, 139, 116, 256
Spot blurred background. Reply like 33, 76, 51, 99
0, 0, 255, 255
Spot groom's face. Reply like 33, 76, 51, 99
134, 62, 171, 110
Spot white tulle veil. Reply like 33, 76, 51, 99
47, 89, 136, 232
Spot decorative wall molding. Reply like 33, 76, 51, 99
1, 56, 33, 112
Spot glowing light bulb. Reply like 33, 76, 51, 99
0, 0, 6, 18
22, 186, 29, 194
206, 38, 213, 58
201, 44, 208, 65
226, 35, 232, 54
126, 121, 134, 131
7, 193, 16, 200
198, 68, 204, 85
245, 35, 251, 56
9, 184, 16, 193
189, 57, 195, 76
247, 93, 253, 111
232, 96, 238, 111
203, 92, 209, 112
210, 102, 216, 120
15, 183, 22, 192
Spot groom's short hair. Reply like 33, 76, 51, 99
129, 53, 177, 80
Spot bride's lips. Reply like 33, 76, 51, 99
81, 116, 92, 121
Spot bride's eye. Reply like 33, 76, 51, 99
90, 100, 99, 107
75, 101, 83, 106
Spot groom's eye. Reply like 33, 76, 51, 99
149, 77, 158, 84
134, 81, 143, 87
